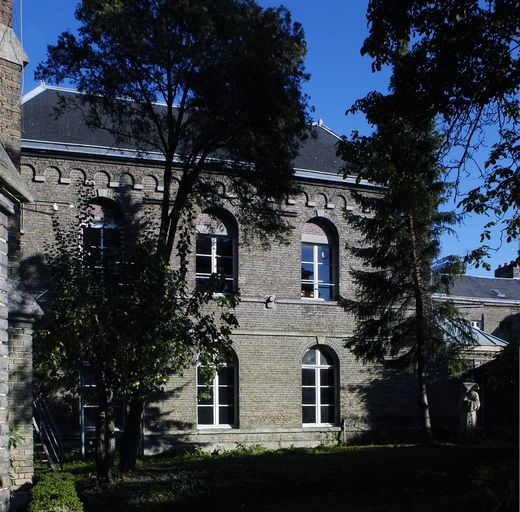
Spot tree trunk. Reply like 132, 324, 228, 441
120, 394, 145, 473
408, 214, 433, 445
95, 389, 116, 483
416, 333, 433, 445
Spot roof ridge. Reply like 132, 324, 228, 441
461, 274, 520, 281
21, 82, 83, 104
311, 120, 342, 140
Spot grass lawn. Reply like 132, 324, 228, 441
70, 444, 518, 512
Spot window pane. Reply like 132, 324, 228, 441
197, 386, 213, 405
83, 227, 101, 249
317, 245, 331, 263
320, 368, 334, 385
196, 255, 212, 275
301, 263, 314, 281
301, 283, 315, 298
197, 367, 212, 386
318, 262, 332, 283
320, 387, 335, 405
320, 405, 335, 424
219, 406, 234, 425
218, 386, 234, 405
301, 244, 313, 262
217, 238, 233, 257
317, 286, 332, 301
302, 387, 315, 405
218, 257, 234, 277
319, 349, 334, 365
302, 368, 315, 385
103, 228, 121, 250
198, 407, 213, 425
196, 235, 212, 255
303, 350, 316, 365
83, 407, 98, 429
302, 406, 316, 424
218, 366, 234, 385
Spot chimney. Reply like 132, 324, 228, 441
0, 0, 28, 166
494, 261, 520, 279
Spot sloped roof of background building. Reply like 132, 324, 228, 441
447, 275, 520, 301
21, 86, 344, 175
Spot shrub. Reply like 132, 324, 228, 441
474, 463, 519, 512
29, 472, 84, 512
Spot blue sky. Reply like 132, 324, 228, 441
13, 0, 517, 276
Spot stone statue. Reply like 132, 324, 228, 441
459, 382, 480, 442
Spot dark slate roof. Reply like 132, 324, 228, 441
22, 88, 126, 149
447, 275, 520, 301
21, 86, 344, 175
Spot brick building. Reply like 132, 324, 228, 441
18, 82, 515, 454
436, 266, 520, 343
19, 84, 424, 452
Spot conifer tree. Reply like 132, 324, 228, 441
338, 77, 473, 443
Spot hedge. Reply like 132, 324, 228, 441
29, 471, 84, 512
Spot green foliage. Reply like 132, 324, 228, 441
338, 85, 472, 372
487, 334, 520, 392
36, 0, 310, 256
36, 189, 238, 401
29, 472, 84, 512
8, 426, 22, 451
360, 0, 519, 264
36, 0, 310, 476
474, 463, 519, 512
74, 444, 517, 512
8, 426, 23, 484
338, 65, 474, 441
35, 189, 239, 480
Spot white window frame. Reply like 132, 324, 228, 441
195, 234, 236, 293
196, 361, 237, 429
301, 242, 335, 300
302, 347, 336, 427
82, 217, 121, 264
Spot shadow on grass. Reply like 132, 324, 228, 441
74, 444, 518, 512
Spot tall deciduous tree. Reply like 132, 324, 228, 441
338, 79, 473, 444
37, 190, 238, 482
360, 0, 519, 265
35, 0, 309, 477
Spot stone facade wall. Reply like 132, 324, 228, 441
7, 320, 33, 490
0, 212, 10, 512
19, 152, 423, 452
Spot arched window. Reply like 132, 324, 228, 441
197, 353, 238, 428
302, 346, 336, 425
82, 200, 122, 267
301, 219, 337, 300
195, 210, 237, 294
